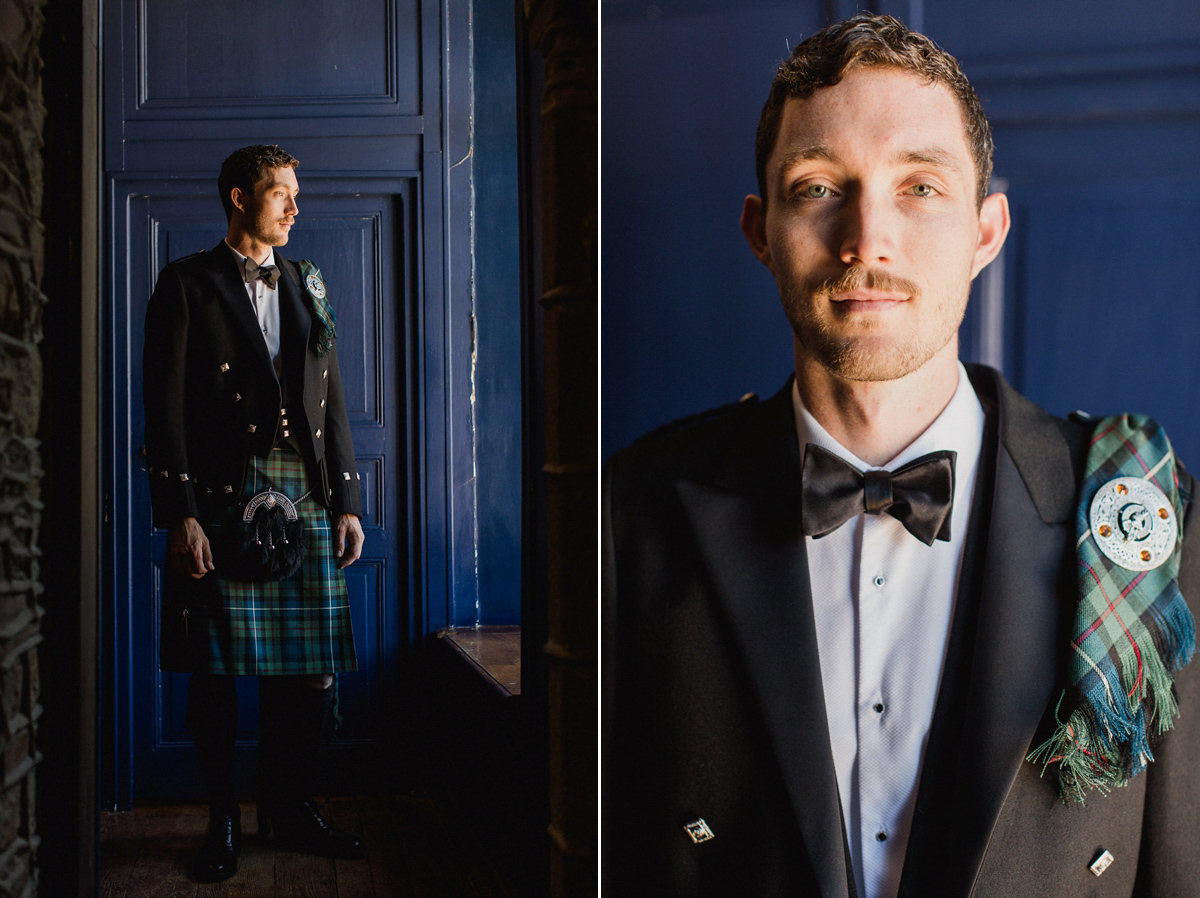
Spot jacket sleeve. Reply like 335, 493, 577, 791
143, 263, 200, 527
320, 337, 362, 518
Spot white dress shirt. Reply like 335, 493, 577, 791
224, 241, 281, 372
793, 362, 985, 898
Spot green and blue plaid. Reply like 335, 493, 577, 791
1030, 415, 1195, 801
190, 447, 358, 676
299, 260, 336, 358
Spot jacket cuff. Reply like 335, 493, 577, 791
148, 471, 200, 528
328, 467, 363, 517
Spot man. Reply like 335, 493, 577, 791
603, 15, 1200, 897
143, 144, 366, 882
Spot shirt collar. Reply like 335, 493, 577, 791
223, 239, 276, 271
792, 361, 985, 474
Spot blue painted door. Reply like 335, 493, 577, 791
102, 0, 473, 806
117, 182, 409, 800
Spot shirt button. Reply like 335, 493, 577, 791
874, 702, 885, 714
876, 831, 888, 842
873, 575, 886, 588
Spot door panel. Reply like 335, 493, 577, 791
118, 179, 408, 798
139, 1, 403, 105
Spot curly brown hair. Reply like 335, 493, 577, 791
755, 15, 993, 208
217, 144, 300, 222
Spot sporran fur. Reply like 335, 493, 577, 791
224, 489, 308, 581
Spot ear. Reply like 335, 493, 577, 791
230, 186, 247, 215
970, 191, 1011, 278
740, 195, 774, 273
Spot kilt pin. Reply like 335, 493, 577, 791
143, 239, 366, 882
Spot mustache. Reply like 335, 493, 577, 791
816, 266, 919, 299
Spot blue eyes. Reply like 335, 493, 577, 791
801, 184, 831, 199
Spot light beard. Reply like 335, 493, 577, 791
250, 213, 292, 248
779, 265, 966, 382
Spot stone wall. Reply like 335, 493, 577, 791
0, 1, 45, 896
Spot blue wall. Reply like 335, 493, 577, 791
603, 4, 814, 457
472, 0, 523, 625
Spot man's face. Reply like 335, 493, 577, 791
235, 165, 299, 249
742, 67, 1008, 382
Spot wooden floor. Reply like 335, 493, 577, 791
101, 794, 524, 898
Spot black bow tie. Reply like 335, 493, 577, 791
800, 443, 957, 546
244, 257, 280, 288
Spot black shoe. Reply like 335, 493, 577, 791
259, 799, 365, 859
193, 808, 241, 883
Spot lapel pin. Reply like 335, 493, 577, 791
683, 818, 714, 844
1089, 477, 1176, 571
1089, 849, 1114, 877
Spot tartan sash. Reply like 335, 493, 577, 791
299, 259, 336, 358
1029, 415, 1195, 802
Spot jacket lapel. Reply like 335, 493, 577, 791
204, 241, 275, 375
676, 384, 855, 898
672, 367, 1083, 897
276, 257, 312, 404
899, 365, 1084, 896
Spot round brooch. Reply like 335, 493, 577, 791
305, 272, 326, 299
1089, 476, 1177, 571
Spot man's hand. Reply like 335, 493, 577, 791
334, 514, 364, 568
168, 517, 214, 579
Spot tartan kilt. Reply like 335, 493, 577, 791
159, 446, 358, 675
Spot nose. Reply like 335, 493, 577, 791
838, 188, 895, 267
286, 194, 298, 216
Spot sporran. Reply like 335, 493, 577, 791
223, 488, 309, 581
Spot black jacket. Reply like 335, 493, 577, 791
603, 364, 1200, 897
143, 241, 361, 527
